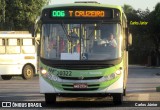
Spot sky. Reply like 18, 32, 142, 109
50, 0, 160, 11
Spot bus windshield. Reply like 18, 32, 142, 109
40, 23, 122, 60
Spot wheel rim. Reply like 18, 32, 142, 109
24, 65, 33, 79
26, 68, 32, 76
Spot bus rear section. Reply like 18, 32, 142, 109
0, 34, 37, 80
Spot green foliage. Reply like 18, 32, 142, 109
123, 4, 134, 14
0, 0, 6, 23
155, 3, 160, 21
123, 5, 151, 52
147, 2, 160, 66
0, 0, 49, 31
123, 3, 160, 65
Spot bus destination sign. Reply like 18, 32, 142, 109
51, 10, 105, 17
50, 9, 113, 19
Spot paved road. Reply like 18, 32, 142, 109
0, 65, 160, 109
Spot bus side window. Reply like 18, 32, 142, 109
23, 39, 33, 45
22, 38, 35, 54
0, 39, 5, 54
6, 38, 20, 54
8, 39, 18, 46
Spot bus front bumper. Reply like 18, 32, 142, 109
39, 73, 123, 94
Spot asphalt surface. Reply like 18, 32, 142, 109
0, 65, 160, 110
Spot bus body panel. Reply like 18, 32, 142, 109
0, 54, 37, 75
39, 73, 123, 94
0, 65, 22, 75
39, 60, 124, 94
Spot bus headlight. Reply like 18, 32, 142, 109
41, 69, 59, 82
109, 73, 116, 79
100, 73, 115, 82
41, 69, 47, 75
100, 70, 121, 82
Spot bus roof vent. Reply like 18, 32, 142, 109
74, 1, 100, 4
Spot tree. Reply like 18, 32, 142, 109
123, 4, 154, 65
0, 0, 6, 28
147, 2, 160, 66
0, 0, 49, 31
123, 4, 134, 14
123, 3, 160, 66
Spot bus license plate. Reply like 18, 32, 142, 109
74, 83, 88, 89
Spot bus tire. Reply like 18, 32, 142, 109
22, 65, 34, 80
1, 75, 12, 80
113, 93, 123, 105
45, 93, 56, 104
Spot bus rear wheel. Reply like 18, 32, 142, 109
45, 93, 56, 104
113, 93, 123, 105
22, 65, 34, 80
1, 75, 12, 80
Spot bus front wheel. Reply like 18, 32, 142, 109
1, 75, 12, 80
113, 93, 123, 105
22, 65, 34, 80
45, 93, 56, 104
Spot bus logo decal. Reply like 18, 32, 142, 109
48, 68, 56, 73
78, 75, 84, 80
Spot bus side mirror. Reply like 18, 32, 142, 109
31, 25, 36, 37
32, 16, 41, 37
128, 33, 132, 46
125, 28, 132, 51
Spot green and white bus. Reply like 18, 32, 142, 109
35, 1, 132, 104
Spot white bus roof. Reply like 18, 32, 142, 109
0, 34, 32, 38
0, 31, 29, 34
